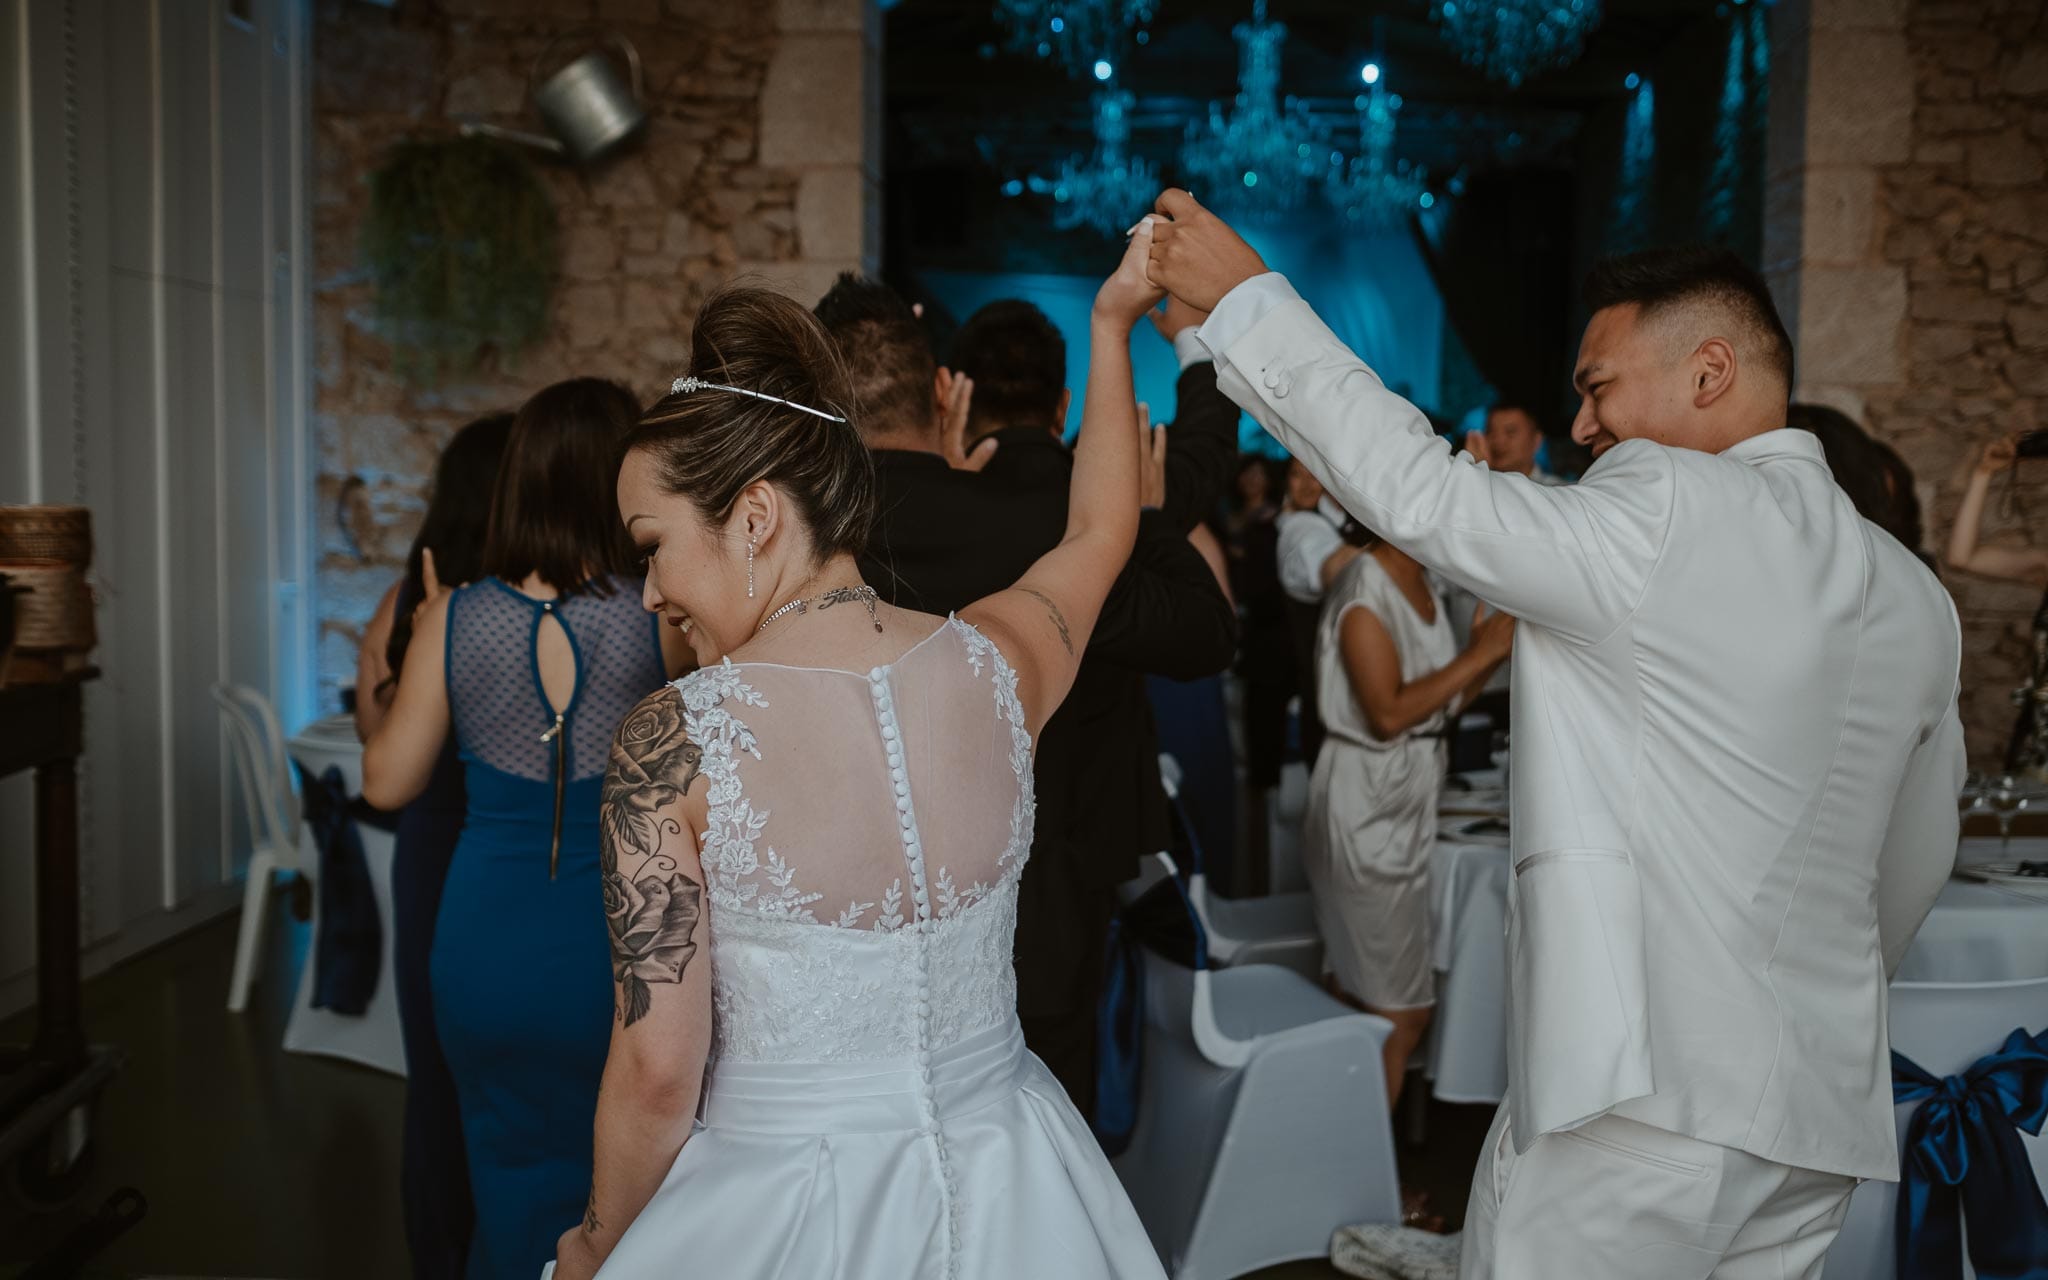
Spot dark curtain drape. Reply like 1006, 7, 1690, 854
1409, 168, 1578, 431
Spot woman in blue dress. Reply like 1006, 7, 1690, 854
355, 410, 514, 1279
366, 378, 691, 1278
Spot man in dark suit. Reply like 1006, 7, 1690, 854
816, 276, 1239, 1115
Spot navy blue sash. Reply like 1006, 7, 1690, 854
1893, 1025, 2048, 1280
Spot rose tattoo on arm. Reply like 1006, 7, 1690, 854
600, 689, 706, 1029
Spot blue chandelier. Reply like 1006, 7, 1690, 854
1018, 89, 1163, 236
1430, 0, 1604, 88
1327, 82, 1430, 228
1179, 0, 1335, 221
994, 0, 1158, 81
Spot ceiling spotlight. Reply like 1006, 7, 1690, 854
1361, 62, 1381, 85
1094, 59, 1114, 80
1625, 71, 1641, 90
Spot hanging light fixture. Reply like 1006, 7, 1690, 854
1013, 88, 1163, 236
994, 0, 1159, 81
1430, 0, 1604, 88
1328, 78, 1430, 228
1178, 0, 1335, 221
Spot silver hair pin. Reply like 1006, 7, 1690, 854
670, 375, 847, 423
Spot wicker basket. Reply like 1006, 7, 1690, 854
0, 505, 93, 567
0, 561, 95, 651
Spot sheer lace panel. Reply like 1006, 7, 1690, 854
448, 576, 665, 781
674, 618, 1034, 934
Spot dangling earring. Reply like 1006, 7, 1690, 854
746, 537, 757, 599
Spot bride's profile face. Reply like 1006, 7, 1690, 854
618, 447, 745, 667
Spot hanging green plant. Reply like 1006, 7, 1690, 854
360, 135, 558, 383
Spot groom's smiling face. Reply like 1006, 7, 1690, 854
1569, 303, 1691, 460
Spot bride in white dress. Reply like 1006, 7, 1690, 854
547, 226, 1170, 1279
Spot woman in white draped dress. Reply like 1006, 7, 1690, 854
1303, 528, 1513, 1110
546, 227, 1170, 1280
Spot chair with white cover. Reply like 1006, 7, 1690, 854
1113, 856, 1401, 1280
1163, 754, 1322, 981
212, 683, 307, 1012
1823, 974, 2048, 1280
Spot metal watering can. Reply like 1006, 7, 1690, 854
459, 31, 645, 164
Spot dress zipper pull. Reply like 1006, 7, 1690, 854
541, 713, 566, 880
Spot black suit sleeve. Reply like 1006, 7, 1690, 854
1083, 509, 1238, 680
1158, 360, 1241, 536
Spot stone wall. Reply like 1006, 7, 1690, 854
1769, 0, 2048, 764
310, 0, 878, 712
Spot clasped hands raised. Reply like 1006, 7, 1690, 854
1093, 188, 1273, 329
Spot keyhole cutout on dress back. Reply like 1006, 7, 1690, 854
535, 606, 578, 715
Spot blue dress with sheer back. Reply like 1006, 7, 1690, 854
437, 575, 666, 1280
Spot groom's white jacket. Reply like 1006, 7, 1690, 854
1201, 275, 1964, 1180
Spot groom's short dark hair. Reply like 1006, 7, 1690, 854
951, 300, 1066, 438
1584, 246, 1794, 391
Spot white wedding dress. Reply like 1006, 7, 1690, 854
590, 617, 1167, 1280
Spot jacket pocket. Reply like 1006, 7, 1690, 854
1506, 848, 1655, 1146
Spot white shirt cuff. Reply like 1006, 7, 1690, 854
1170, 328, 1211, 373
1196, 272, 1299, 367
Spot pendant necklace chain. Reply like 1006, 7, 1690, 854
757, 584, 884, 634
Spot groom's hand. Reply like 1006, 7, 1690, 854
1146, 189, 1269, 312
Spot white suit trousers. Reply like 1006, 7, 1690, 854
1458, 1106, 1858, 1280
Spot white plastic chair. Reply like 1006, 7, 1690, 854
213, 683, 307, 1013
1112, 862, 1402, 1280
1162, 754, 1322, 981
1823, 975, 2048, 1280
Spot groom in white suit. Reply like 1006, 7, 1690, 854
1142, 189, 1966, 1278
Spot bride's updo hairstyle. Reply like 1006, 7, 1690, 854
627, 284, 875, 560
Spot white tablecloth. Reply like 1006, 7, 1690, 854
1425, 837, 1510, 1105
281, 714, 407, 1077
1414, 832, 2048, 1107
1895, 838, 2048, 984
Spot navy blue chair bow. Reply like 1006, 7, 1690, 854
1893, 1025, 2048, 1280
293, 762, 383, 1017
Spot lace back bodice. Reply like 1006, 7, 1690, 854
673, 617, 1034, 1066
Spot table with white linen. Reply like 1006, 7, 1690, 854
281, 713, 406, 1077
1418, 831, 2048, 1107
1894, 837, 2048, 984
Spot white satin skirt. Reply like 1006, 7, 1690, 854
579, 1019, 1167, 1280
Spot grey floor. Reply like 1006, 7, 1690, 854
0, 894, 1488, 1279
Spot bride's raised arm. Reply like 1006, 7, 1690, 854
961, 219, 1162, 735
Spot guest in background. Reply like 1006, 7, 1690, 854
1477, 403, 1567, 486
352, 410, 512, 1280
1947, 431, 2048, 776
816, 274, 1237, 1114
1305, 528, 1511, 1110
1276, 459, 1359, 763
363, 379, 689, 1279
1787, 402, 1929, 566
1223, 456, 1295, 881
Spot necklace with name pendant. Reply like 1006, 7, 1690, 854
756, 584, 884, 634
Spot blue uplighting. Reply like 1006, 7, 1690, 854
1093, 59, 1113, 81
1361, 62, 1381, 85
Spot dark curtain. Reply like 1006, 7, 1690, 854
1409, 168, 1578, 431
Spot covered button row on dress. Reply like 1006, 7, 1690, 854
872, 671, 932, 919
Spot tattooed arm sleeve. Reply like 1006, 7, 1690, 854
566, 685, 714, 1275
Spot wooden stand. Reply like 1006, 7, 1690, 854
0, 670, 122, 1208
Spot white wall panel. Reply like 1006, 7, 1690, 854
0, 0, 312, 1015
